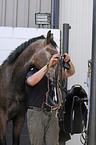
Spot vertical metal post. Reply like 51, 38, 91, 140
51, 0, 53, 28
27, 0, 30, 27
55, 0, 59, 29
16, 0, 18, 27
62, 24, 71, 54
39, 0, 41, 12
53, 0, 55, 28
88, 0, 96, 145
53, 0, 59, 29
4, 0, 7, 26
59, 24, 71, 145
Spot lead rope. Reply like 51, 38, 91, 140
46, 78, 50, 104
42, 55, 67, 114
46, 78, 62, 112
41, 76, 62, 113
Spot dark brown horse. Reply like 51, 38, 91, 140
0, 30, 58, 145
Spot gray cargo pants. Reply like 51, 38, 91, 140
27, 107, 59, 145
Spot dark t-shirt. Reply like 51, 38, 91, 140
25, 68, 54, 108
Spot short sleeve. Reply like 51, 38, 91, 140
25, 68, 37, 83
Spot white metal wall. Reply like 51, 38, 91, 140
59, 0, 93, 145
60, 0, 93, 91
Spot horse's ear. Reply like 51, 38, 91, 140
46, 30, 53, 44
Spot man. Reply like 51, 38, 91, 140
25, 53, 75, 145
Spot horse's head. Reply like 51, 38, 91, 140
24, 30, 58, 81
5, 30, 59, 84
32, 30, 58, 67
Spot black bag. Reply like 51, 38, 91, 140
59, 84, 88, 143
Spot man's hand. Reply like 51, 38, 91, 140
49, 53, 60, 67
63, 53, 70, 62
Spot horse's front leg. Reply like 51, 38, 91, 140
0, 113, 7, 145
12, 115, 25, 145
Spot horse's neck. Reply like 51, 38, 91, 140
10, 53, 35, 83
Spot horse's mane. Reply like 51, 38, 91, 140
2, 33, 57, 65
6, 35, 45, 64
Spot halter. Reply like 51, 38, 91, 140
42, 55, 71, 113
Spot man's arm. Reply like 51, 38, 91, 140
27, 53, 60, 86
27, 53, 75, 86
63, 53, 75, 78
65, 61, 75, 77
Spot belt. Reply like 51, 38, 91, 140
28, 106, 57, 116
28, 106, 42, 111
28, 105, 57, 113
28, 106, 51, 113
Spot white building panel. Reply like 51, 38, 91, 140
60, 0, 93, 92
60, 0, 93, 145
0, 27, 12, 37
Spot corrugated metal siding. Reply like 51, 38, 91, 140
0, 0, 52, 28
60, 0, 93, 92
60, 0, 93, 145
